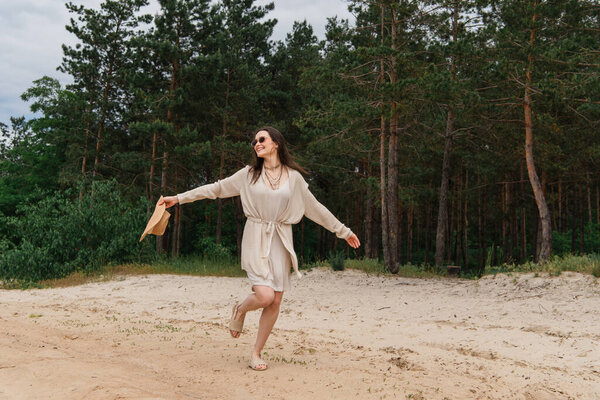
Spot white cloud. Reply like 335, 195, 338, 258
0, 0, 354, 125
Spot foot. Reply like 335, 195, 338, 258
229, 303, 246, 338
249, 354, 268, 371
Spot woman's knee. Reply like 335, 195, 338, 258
271, 293, 283, 308
255, 287, 275, 307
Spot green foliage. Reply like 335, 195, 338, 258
327, 250, 345, 271
0, 180, 154, 283
195, 236, 234, 262
552, 223, 600, 255
0, 116, 62, 214
2, 0, 599, 274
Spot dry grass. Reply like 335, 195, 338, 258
8, 253, 599, 290
33, 257, 245, 289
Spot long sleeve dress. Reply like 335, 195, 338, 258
176, 165, 353, 290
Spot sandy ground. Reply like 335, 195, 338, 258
1, 268, 599, 400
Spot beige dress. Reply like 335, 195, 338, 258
176, 165, 353, 282
245, 172, 292, 292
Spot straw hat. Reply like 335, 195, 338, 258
139, 196, 171, 242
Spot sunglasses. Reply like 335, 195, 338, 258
251, 136, 268, 147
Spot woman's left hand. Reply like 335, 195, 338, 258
346, 233, 361, 249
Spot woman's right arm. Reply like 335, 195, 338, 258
160, 166, 248, 208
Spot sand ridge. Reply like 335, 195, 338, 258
1, 268, 599, 399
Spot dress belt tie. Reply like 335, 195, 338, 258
247, 216, 279, 259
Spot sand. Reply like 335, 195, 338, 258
1, 268, 599, 400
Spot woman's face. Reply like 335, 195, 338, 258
253, 130, 278, 158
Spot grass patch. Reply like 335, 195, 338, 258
4, 253, 598, 290
485, 253, 600, 277
2, 255, 245, 289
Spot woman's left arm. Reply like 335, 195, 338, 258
303, 186, 360, 249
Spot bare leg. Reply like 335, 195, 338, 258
253, 291, 283, 358
229, 285, 275, 338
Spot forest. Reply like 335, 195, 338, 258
1, 0, 599, 282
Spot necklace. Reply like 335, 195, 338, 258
264, 165, 283, 189
264, 163, 281, 170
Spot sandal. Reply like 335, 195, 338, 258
229, 302, 244, 337
249, 355, 268, 371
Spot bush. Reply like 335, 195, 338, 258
0, 180, 155, 282
327, 250, 345, 271
195, 236, 233, 262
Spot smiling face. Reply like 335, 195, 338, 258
253, 130, 278, 158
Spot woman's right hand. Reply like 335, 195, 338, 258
159, 196, 179, 208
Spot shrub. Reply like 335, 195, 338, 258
327, 250, 345, 271
0, 180, 155, 282
195, 236, 233, 262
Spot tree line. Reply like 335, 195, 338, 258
1, 0, 599, 279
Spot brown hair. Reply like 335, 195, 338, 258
249, 126, 308, 184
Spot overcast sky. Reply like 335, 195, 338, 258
0, 0, 354, 126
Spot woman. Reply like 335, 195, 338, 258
160, 126, 360, 371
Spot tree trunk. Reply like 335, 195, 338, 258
170, 167, 180, 257
520, 164, 527, 263
435, 0, 459, 269
379, 3, 391, 272
79, 96, 94, 201
149, 128, 157, 203
217, 63, 231, 246
157, 143, 169, 253
234, 197, 244, 259
435, 111, 453, 268
386, 8, 399, 273
365, 161, 374, 258
558, 180, 563, 232
580, 186, 585, 254
171, 203, 181, 257
372, 206, 380, 260
524, 0, 551, 262
398, 201, 403, 264
453, 171, 461, 265
447, 185, 455, 264
415, 208, 421, 262
216, 151, 225, 245
407, 206, 414, 264
550, 184, 557, 231
587, 172, 592, 224
424, 201, 432, 265
161, 41, 181, 254
300, 219, 305, 264
477, 174, 485, 273
596, 182, 599, 225
92, 19, 122, 179
354, 191, 361, 257
502, 182, 508, 262
571, 195, 577, 254
462, 169, 468, 269
81, 95, 94, 182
